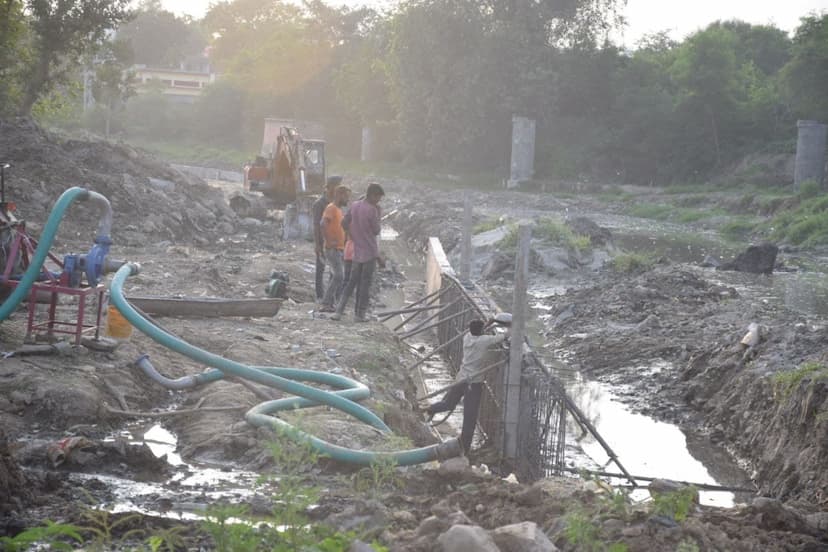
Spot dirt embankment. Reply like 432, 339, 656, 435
0, 118, 242, 246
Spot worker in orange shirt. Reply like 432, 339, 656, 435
319, 185, 351, 311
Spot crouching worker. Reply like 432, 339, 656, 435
424, 318, 509, 454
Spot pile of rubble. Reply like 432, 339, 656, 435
0, 118, 239, 246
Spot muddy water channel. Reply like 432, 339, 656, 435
521, 211, 828, 507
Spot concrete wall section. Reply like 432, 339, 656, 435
794, 120, 828, 189
426, 237, 455, 297
508, 116, 536, 187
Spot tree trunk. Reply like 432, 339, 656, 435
706, 104, 722, 167
19, 55, 50, 115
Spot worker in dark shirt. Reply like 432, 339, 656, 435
312, 176, 342, 301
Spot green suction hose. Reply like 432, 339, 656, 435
0, 187, 90, 322
111, 263, 461, 466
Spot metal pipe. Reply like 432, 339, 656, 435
391, 288, 452, 330
395, 297, 462, 334
85, 190, 113, 239
406, 330, 468, 372
399, 307, 474, 340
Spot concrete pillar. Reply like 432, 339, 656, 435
795, 120, 827, 190
508, 116, 536, 189
503, 223, 530, 460
460, 191, 472, 284
361, 126, 375, 162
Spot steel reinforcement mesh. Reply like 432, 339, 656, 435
434, 276, 565, 480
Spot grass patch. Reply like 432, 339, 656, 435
650, 486, 697, 522
611, 252, 655, 273
328, 156, 503, 191
768, 193, 828, 247
628, 203, 673, 220
536, 217, 592, 251
127, 138, 249, 169
473, 217, 508, 234
719, 217, 758, 241
772, 361, 828, 399
628, 202, 726, 223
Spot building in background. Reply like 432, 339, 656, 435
133, 55, 216, 103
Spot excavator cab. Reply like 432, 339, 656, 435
241, 123, 327, 240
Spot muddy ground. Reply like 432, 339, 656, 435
0, 121, 826, 550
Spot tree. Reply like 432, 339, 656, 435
116, 1, 205, 68
0, 0, 27, 115
91, 38, 135, 138
20, 0, 131, 115
782, 13, 828, 122
191, 80, 244, 147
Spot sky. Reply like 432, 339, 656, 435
161, 0, 828, 46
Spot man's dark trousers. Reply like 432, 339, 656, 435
315, 254, 325, 301
427, 382, 483, 453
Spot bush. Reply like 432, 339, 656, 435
772, 361, 828, 399
611, 252, 655, 273
798, 179, 821, 199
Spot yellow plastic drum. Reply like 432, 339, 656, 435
106, 304, 133, 339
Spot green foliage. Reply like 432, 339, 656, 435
782, 14, 828, 122
0, 0, 27, 117
498, 224, 520, 250
611, 252, 655, 273
677, 539, 701, 552
628, 203, 673, 220
20, 0, 132, 114
535, 217, 592, 251
117, 1, 205, 67
563, 511, 627, 552
202, 504, 261, 552
772, 361, 828, 400
649, 486, 697, 522
720, 217, 758, 241
146, 525, 188, 552
0, 520, 83, 551
769, 193, 828, 247
78, 508, 145, 549
473, 218, 507, 234
798, 179, 821, 200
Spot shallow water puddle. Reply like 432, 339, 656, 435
89, 423, 266, 520
567, 376, 739, 507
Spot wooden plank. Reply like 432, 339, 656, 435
125, 296, 282, 318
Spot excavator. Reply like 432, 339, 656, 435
241, 120, 326, 240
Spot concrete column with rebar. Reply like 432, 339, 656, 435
503, 223, 530, 460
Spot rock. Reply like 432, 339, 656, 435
648, 479, 698, 505
416, 511, 472, 537
483, 251, 514, 280
324, 499, 389, 536
566, 217, 612, 246
740, 322, 760, 347
491, 521, 557, 552
514, 485, 544, 507
437, 525, 500, 552
392, 510, 417, 525
718, 243, 778, 275
416, 516, 445, 537
750, 497, 810, 533
700, 254, 720, 268
148, 177, 175, 192
349, 540, 375, 552
438, 456, 470, 477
